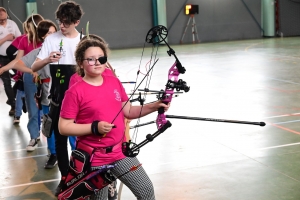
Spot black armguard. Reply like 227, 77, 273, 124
91, 121, 102, 136
6, 45, 18, 61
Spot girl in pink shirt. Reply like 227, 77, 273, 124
58, 37, 170, 200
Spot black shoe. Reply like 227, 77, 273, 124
55, 179, 65, 197
9, 107, 15, 116
44, 154, 57, 169
6, 100, 15, 106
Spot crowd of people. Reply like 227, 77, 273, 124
0, 1, 170, 199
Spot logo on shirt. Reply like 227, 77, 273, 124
114, 89, 121, 101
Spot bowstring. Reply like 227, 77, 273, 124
129, 41, 147, 143
131, 43, 159, 143
110, 39, 160, 145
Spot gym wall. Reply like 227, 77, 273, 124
1, 0, 263, 49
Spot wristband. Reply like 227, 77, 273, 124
91, 120, 101, 136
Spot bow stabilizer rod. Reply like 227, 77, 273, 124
166, 115, 266, 126
130, 115, 266, 129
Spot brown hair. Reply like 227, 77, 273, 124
56, 1, 83, 24
75, 35, 109, 77
37, 20, 57, 41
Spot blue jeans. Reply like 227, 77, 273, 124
15, 89, 25, 117
23, 73, 40, 140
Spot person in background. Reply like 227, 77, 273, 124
34, 19, 59, 169
0, 7, 21, 116
2, 13, 44, 151
6, 22, 29, 124
31, 1, 83, 196
0, 19, 76, 169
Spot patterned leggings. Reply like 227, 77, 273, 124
90, 157, 155, 200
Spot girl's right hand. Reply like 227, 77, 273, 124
49, 51, 62, 63
97, 121, 115, 134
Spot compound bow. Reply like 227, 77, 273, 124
118, 25, 265, 158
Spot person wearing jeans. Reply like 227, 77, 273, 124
1, 14, 44, 151
23, 72, 40, 150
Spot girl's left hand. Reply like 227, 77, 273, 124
157, 101, 170, 112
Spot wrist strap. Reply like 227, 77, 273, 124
91, 120, 101, 136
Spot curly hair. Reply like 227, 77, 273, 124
37, 20, 57, 41
75, 36, 109, 77
55, 1, 84, 24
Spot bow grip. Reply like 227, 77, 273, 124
158, 101, 168, 114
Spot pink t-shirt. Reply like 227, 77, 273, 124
60, 75, 129, 166
69, 68, 115, 88
17, 34, 42, 55
11, 34, 26, 48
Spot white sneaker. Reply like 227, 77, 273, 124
26, 139, 38, 152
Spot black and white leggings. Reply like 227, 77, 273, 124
90, 157, 155, 200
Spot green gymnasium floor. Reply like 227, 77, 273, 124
1, 37, 300, 200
